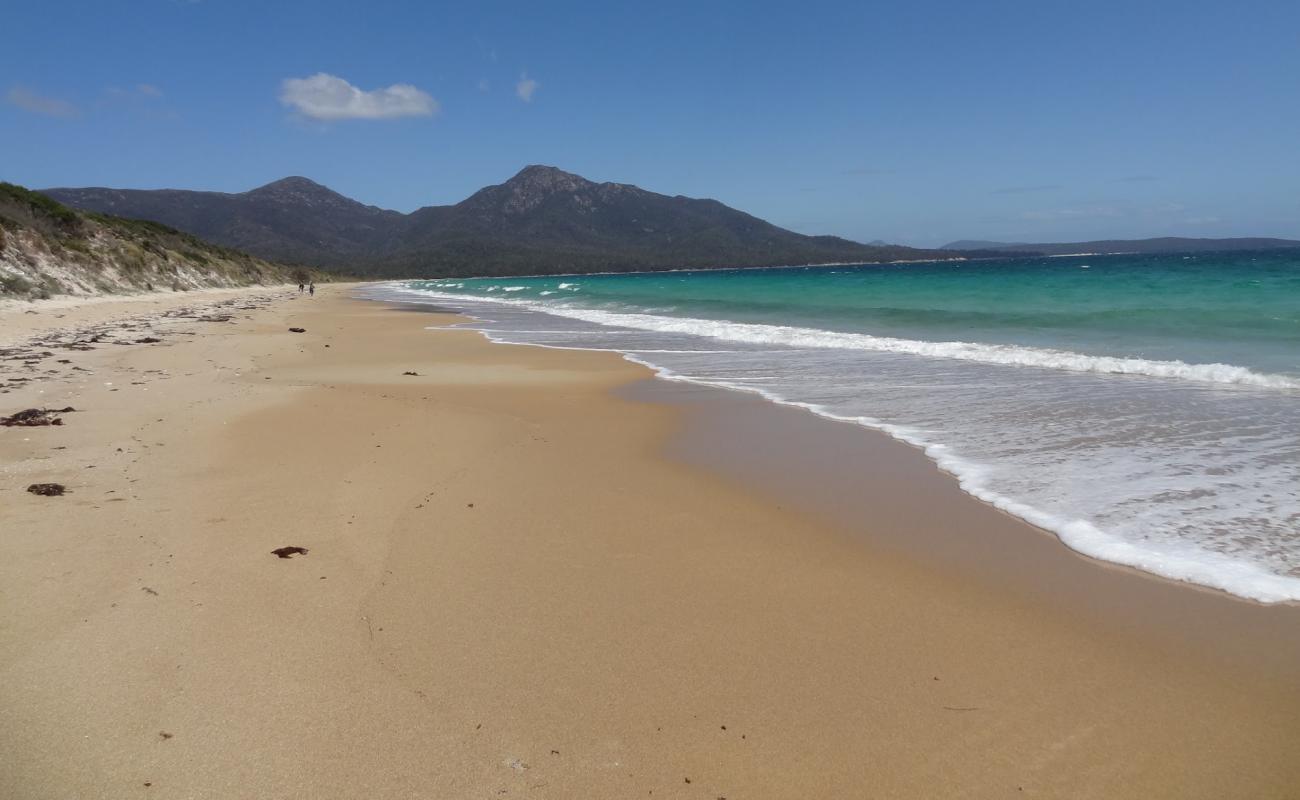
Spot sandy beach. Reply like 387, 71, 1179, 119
2, 285, 1297, 799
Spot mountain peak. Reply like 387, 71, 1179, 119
511, 164, 584, 180
242, 176, 393, 218
459, 164, 599, 216
504, 164, 592, 193
247, 176, 333, 196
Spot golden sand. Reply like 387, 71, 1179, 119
2, 287, 1296, 798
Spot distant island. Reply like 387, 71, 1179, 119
942, 237, 1300, 256
43, 166, 1001, 278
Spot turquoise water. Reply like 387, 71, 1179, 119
383, 250, 1300, 602
425, 252, 1300, 377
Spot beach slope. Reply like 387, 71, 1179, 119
1, 288, 1296, 798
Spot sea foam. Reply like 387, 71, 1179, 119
398, 287, 1300, 390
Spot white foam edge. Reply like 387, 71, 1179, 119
382, 283, 1300, 391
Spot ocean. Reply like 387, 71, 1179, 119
376, 250, 1300, 603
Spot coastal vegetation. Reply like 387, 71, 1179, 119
0, 182, 317, 299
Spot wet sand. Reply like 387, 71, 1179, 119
1, 287, 1297, 798
639, 379, 1300, 681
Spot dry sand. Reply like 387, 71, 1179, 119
1, 286, 1297, 799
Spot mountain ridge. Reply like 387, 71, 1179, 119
46, 166, 979, 277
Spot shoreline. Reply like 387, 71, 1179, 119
377, 281, 1300, 602
3, 288, 1297, 797
400, 299, 1300, 665
630, 378, 1300, 672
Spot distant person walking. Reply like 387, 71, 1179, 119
298, 282, 304, 294
309, 282, 315, 297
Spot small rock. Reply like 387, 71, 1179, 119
271, 546, 309, 559
27, 483, 66, 496
288, 327, 307, 333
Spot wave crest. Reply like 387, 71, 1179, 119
402, 285, 1300, 390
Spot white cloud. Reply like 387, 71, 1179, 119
137, 83, 163, 97
477, 78, 491, 92
279, 73, 438, 120
6, 86, 78, 118
515, 73, 539, 103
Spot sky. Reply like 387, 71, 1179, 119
2, 0, 1298, 247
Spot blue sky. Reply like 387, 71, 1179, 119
3, 0, 1298, 247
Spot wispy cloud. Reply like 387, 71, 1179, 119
1019, 206, 1122, 221
843, 167, 894, 176
1142, 201, 1186, 214
103, 83, 164, 103
279, 73, 438, 120
1183, 215, 1222, 225
515, 73, 539, 103
1113, 174, 1159, 183
472, 37, 499, 64
476, 78, 491, 92
6, 86, 78, 118
991, 184, 1062, 194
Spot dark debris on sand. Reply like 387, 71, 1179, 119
2, 293, 284, 392
271, 546, 309, 559
2, 407, 76, 426
27, 483, 67, 496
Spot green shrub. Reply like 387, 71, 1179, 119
0, 273, 34, 296
0, 183, 80, 228
182, 249, 210, 266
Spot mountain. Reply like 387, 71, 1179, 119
0, 182, 307, 299
46, 166, 970, 278
940, 237, 1300, 255
42, 176, 401, 269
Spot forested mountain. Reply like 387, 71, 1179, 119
48, 166, 971, 277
